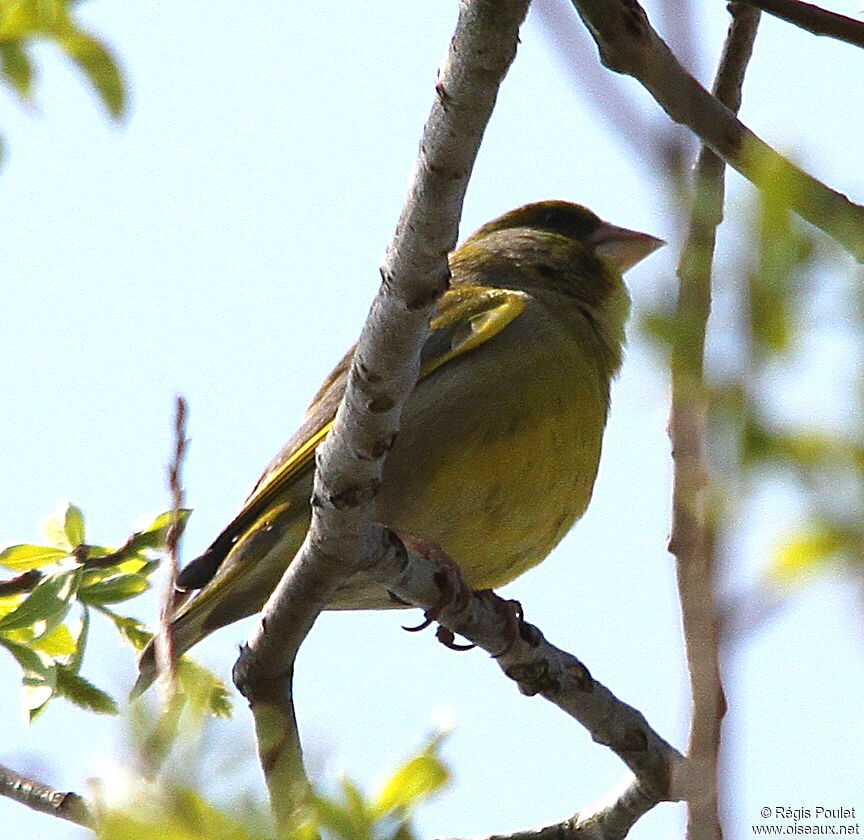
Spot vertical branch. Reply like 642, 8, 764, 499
668, 6, 760, 840
155, 395, 189, 695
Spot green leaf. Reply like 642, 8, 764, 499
67, 604, 88, 673
0, 568, 80, 633
340, 776, 373, 830
0, 635, 55, 678
39, 501, 79, 550
176, 657, 232, 719
59, 28, 125, 118
64, 503, 86, 547
31, 621, 77, 657
312, 793, 371, 840
98, 785, 259, 840
372, 743, 449, 817
772, 525, 849, 581
0, 0, 43, 39
0, 42, 34, 99
127, 509, 193, 552
98, 607, 152, 651
79, 572, 148, 605
55, 666, 118, 714
0, 636, 58, 718
0, 544, 69, 571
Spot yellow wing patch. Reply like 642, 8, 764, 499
422, 286, 528, 377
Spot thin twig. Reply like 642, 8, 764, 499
739, 0, 864, 50
669, 5, 761, 840
566, 0, 864, 261
155, 395, 188, 693
0, 569, 42, 596
438, 775, 661, 840
0, 762, 93, 828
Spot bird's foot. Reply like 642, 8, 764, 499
398, 532, 474, 649
477, 591, 525, 657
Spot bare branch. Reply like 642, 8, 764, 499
566, 0, 864, 261
439, 776, 661, 840
231, 0, 531, 830
155, 395, 189, 693
364, 543, 684, 803
0, 569, 42, 597
739, 0, 864, 50
0, 763, 93, 828
669, 5, 761, 839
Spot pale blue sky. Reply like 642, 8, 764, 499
2, 1, 863, 838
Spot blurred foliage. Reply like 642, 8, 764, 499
94, 715, 450, 840
0, 0, 125, 160
0, 502, 230, 719
640, 150, 864, 606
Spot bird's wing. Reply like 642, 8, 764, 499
176, 284, 529, 590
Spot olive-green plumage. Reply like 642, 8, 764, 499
136, 201, 662, 690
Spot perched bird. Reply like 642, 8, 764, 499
136, 201, 662, 690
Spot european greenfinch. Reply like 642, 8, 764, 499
137, 201, 662, 689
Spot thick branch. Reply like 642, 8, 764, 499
567, 0, 864, 261
669, 5, 761, 840
0, 763, 93, 828
739, 0, 864, 50
232, 0, 531, 830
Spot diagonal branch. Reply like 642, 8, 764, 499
566, 0, 864, 261
738, 0, 864, 50
231, 0, 532, 831
365, 546, 684, 805
438, 775, 663, 840
669, 4, 761, 840
0, 763, 93, 828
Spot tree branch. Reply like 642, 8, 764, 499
363, 543, 684, 806
439, 775, 662, 840
0, 763, 93, 828
155, 394, 188, 693
566, 0, 864, 261
669, 5, 761, 839
739, 0, 864, 50
231, 0, 532, 830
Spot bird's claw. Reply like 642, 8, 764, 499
398, 532, 473, 648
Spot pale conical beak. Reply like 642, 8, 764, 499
591, 222, 665, 273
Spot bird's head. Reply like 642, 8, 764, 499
451, 200, 664, 353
